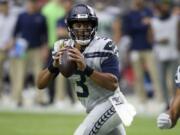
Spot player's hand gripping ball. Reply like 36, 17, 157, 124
59, 46, 77, 77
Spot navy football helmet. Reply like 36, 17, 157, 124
66, 4, 98, 46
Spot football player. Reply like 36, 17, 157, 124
37, 4, 135, 135
157, 65, 180, 129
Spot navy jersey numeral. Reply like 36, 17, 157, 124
76, 74, 89, 98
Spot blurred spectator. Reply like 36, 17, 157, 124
93, 0, 119, 38
42, 0, 65, 105
123, 0, 162, 105
151, 1, 180, 107
112, 17, 130, 69
42, 0, 65, 48
0, 0, 17, 102
111, 16, 133, 93
57, 0, 72, 39
112, 17, 122, 45
10, 0, 48, 106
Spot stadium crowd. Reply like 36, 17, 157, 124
0, 0, 179, 114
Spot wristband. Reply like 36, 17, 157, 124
83, 65, 94, 77
48, 60, 60, 75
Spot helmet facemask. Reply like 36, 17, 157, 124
68, 20, 97, 46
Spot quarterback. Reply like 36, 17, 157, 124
37, 4, 135, 135
157, 65, 180, 129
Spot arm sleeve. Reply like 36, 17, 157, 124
100, 40, 120, 80
101, 54, 120, 80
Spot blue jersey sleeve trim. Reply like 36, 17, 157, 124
101, 54, 120, 80
84, 52, 112, 58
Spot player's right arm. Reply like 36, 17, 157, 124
37, 51, 61, 89
37, 68, 57, 89
37, 40, 65, 89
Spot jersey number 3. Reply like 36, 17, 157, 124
76, 74, 89, 98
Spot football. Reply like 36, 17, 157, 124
59, 47, 77, 77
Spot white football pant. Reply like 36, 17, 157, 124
74, 100, 126, 135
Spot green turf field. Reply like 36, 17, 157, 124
0, 112, 179, 135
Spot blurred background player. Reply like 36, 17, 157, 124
157, 65, 180, 129
10, 0, 48, 106
123, 0, 163, 112
0, 0, 17, 105
151, 0, 180, 109
92, 0, 120, 38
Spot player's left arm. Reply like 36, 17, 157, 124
157, 66, 180, 129
68, 44, 120, 91
169, 65, 180, 127
157, 91, 180, 129
168, 88, 180, 128
167, 19, 180, 127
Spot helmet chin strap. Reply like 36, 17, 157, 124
75, 39, 91, 46
74, 29, 96, 46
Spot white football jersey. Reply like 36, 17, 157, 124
53, 36, 120, 112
